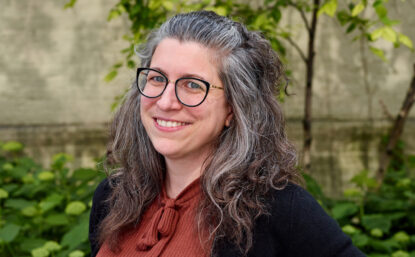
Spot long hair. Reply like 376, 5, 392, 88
98, 10, 298, 255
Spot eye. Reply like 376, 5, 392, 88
149, 75, 166, 83
186, 81, 203, 89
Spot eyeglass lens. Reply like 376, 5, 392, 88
137, 68, 208, 107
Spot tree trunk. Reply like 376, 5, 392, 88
302, 0, 320, 173
377, 64, 415, 183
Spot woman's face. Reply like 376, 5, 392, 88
140, 38, 233, 163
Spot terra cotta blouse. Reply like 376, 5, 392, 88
96, 179, 209, 257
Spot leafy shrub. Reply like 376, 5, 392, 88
305, 152, 415, 256
0, 141, 105, 257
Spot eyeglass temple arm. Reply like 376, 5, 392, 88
211, 85, 224, 90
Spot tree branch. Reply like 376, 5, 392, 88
377, 63, 415, 184
288, 2, 311, 32
284, 36, 308, 63
379, 99, 394, 122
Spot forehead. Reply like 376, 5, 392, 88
150, 38, 220, 80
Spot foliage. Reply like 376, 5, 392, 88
305, 144, 415, 256
334, 0, 414, 62
0, 141, 105, 257
100, 0, 413, 80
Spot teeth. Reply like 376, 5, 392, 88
156, 119, 186, 128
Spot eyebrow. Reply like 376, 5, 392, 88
150, 66, 208, 81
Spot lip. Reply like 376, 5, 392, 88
153, 117, 191, 132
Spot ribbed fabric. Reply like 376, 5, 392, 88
96, 179, 210, 257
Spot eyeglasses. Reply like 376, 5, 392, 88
136, 68, 223, 107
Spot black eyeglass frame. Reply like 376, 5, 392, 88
136, 67, 223, 107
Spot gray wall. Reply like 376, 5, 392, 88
1, 0, 414, 196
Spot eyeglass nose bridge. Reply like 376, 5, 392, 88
158, 79, 181, 102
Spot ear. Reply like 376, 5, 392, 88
225, 105, 233, 127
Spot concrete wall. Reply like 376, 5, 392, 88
1, 0, 414, 196
0, 0, 130, 125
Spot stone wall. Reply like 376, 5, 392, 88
1, 0, 414, 196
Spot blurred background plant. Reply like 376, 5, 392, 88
0, 141, 105, 257
305, 139, 415, 257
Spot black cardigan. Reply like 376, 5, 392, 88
89, 179, 366, 257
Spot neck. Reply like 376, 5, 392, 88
164, 155, 208, 198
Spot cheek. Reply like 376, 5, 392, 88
140, 97, 155, 113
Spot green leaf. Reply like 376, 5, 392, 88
372, 0, 383, 8
116, 4, 126, 14
22, 174, 35, 184
107, 9, 120, 21
351, 2, 365, 17
38, 171, 55, 181
0, 223, 21, 243
392, 251, 410, 257
381, 17, 400, 26
369, 46, 387, 62
45, 213, 69, 226
104, 70, 118, 82
331, 202, 359, 219
351, 233, 369, 247
2, 183, 18, 193
51, 153, 73, 170
362, 214, 391, 233
22, 205, 38, 217
5, 198, 36, 210
65, 201, 87, 215
20, 238, 47, 253
31, 247, 49, 257
69, 250, 85, 257
0, 188, 9, 199
43, 241, 62, 252
127, 60, 136, 69
343, 188, 363, 198
370, 238, 401, 252
2, 162, 13, 171
2, 141, 24, 152
371, 228, 383, 237
351, 170, 378, 188
39, 193, 64, 212
371, 27, 383, 41
342, 224, 358, 235
162, 0, 174, 11
381, 26, 397, 43
61, 221, 89, 249
318, 0, 338, 17
112, 62, 122, 69
210, 6, 228, 16
346, 23, 356, 34
398, 33, 413, 50
375, 4, 387, 18
393, 231, 410, 243
72, 168, 98, 181
63, 0, 77, 9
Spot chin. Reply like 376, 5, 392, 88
152, 142, 182, 158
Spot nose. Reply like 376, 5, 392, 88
156, 81, 182, 110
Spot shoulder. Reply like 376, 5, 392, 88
90, 178, 112, 226
89, 178, 112, 257
261, 183, 366, 257
92, 178, 112, 206
264, 182, 316, 221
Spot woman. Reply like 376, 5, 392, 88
89, 11, 365, 257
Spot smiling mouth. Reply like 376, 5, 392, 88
156, 119, 188, 128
